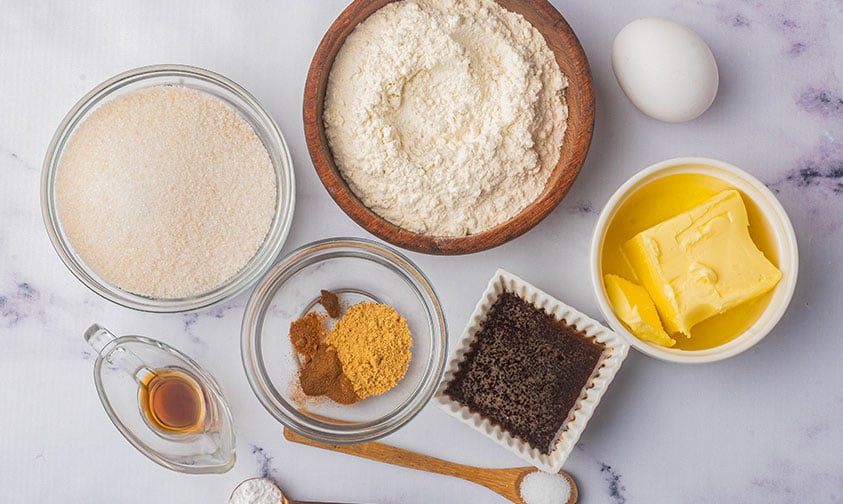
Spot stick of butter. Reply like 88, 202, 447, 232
604, 274, 676, 347
622, 189, 781, 336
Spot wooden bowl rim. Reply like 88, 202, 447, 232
303, 0, 595, 255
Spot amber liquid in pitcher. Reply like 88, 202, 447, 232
138, 367, 206, 435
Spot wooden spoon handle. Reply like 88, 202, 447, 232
284, 428, 484, 484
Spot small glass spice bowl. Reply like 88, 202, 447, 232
41, 64, 295, 312
241, 237, 447, 443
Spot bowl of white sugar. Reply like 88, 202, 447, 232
304, 0, 594, 255
42, 65, 295, 312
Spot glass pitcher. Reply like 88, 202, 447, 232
85, 324, 236, 473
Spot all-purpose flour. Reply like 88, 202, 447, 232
324, 0, 568, 237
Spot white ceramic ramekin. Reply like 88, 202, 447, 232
435, 269, 628, 472
589, 157, 798, 363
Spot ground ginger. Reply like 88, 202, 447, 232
324, 302, 412, 398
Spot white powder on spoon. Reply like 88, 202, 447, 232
520, 470, 572, 504
229, 478, 283, 504
56, 86, 276, 299
324, 0, 568, 237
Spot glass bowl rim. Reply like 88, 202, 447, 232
40, 64, 295, 313
240, 236, 448, 443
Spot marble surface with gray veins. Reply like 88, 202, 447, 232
1, 1, 841, 503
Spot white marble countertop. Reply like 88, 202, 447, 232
2, 1, 842, 502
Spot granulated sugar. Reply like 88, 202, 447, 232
520, 470, 572, 504
56, 86, 276, 299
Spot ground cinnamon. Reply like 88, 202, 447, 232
289, 301, 361, 405
289, 312, 322, 360
298, 344, 360, 404
325, 365, 359, 405
319, 289, 342, 318
299, 345, 338, 395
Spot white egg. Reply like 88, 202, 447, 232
612, 17, 719, 123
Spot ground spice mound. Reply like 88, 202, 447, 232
445, 292, 605, 454
289, 312, 323, 359
324, 366, 359, 405
299, 344, 359, 404
319, 289, 341, 318
289, 311, 360, 405
325, 302, 412, 399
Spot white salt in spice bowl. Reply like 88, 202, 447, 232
41, 65, 295, 312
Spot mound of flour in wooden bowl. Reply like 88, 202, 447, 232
323, 0, 568, 237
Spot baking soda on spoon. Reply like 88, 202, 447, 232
520, 471, 572, 504
229, 478, 283, 504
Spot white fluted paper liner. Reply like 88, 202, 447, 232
434, 269, 629, 472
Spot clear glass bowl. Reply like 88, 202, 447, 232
241, 238, 448, 443
41, 64, 295, 312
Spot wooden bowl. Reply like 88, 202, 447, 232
303, 0, 595, 255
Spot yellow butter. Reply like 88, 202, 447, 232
622, 189, 781, 336
604, 274, 676, 347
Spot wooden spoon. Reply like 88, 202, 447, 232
283, 428, 577, 504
